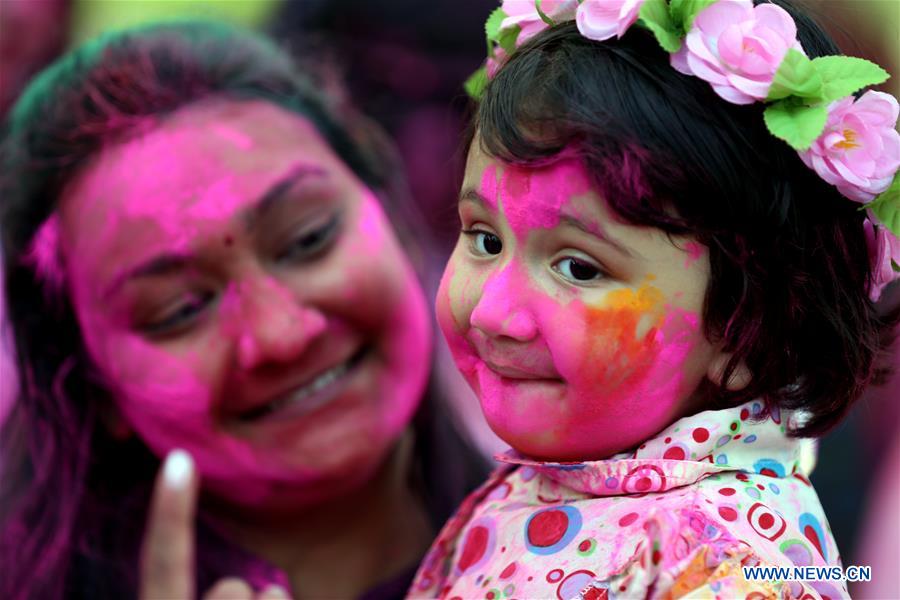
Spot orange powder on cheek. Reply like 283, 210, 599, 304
581, 285, 667, 393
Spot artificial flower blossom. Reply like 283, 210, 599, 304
799, 91, 900, 203
500, 0, 577, 46
575, 0, 645, 42
864, 218, 900, 302
670, 0, 802, 104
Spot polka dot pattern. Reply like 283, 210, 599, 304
410, 400, 845, 599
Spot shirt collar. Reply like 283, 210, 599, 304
493, 400, 810, 497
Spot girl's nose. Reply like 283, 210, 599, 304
470, 265, 538, 342
231, 276, 326, 371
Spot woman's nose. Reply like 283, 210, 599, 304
469, 264, 537, 342
231, 276, 326, 371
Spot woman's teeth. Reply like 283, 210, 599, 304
269, 361, 350, 411
239, 349, 366, 422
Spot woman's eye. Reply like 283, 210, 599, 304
279, 214, 340, 262
464, 229, 503, 256
142, 292, 214, 335
554, 257, 603, 282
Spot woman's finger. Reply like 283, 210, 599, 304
256, 584, 292, 600
203, 578, 254, 600
139, 449, 199, 600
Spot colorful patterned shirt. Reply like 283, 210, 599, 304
409, 401, 846, 599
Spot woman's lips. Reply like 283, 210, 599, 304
233, 346, 369, 423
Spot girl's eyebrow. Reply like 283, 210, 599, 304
557, 214, 633, 258
458, 188, 491, 208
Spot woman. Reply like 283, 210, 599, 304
0, 21, 486, 599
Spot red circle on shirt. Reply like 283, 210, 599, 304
718, 506, 738, 521
457, 526, 489, 572
527, 509, 569, 547
759, 513, 775, 529
693, 428, 710, 443
663, 446, 686, 460
619, 512, 639, 527
718, 487, 736, 496
499, 562, 517, 580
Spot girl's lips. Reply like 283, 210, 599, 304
482, 359, 562, 381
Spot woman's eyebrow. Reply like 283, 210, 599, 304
245, 163, 327, 229
103, 253, 193, 300
104, 163, 328, 300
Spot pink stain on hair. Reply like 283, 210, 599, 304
24, 214, 66, 293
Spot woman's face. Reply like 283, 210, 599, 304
53, 100, 432, 509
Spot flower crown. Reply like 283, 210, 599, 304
467, 0, 900, 301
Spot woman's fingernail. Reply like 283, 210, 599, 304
163, 449, 193, 489
260, 584, 291, 599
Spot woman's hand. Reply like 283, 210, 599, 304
139, 450, 292, 600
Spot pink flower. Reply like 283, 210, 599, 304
501, 0, 578, 46
575, 0, 644, 41
799, 91, 900, 202
671, 0, 801, 105
864, 219, 900, 301
487, 46, 508, 78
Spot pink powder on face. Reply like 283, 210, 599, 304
211, 124, 254, 150
497, 158, 593, 239
683, 241, 705, 269
479, 164, 500, 210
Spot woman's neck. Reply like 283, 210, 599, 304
204, 431, 433, 600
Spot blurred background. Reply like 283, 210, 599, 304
1, 1, 898, 597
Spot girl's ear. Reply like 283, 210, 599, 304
706, 353, 752, 392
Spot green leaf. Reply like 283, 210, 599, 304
535, 0, 556, 26
485, 7, 506, 41
867, 175, 900, 238
670, 0, 716, 31
464, 66, 488, 100
639, 0, 683, 53
497, 24, 521, 54
812, 56, 890, 103
763, 100, 828, 150
767, 49, 824, 102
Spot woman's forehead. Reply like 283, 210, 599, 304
51, 100, 351, 289
58, 102, 339, 237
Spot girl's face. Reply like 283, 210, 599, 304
438, 142, 729, 461
53, 100, 432, 510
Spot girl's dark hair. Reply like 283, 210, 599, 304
0, 21, 486, 599
474, 0, 898, 437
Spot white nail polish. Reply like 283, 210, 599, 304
164, 449, 193, 489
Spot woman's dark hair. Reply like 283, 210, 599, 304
473, 0, 898, 437
0, 20, 487, 599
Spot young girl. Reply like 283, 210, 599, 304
411, 0, 900, 598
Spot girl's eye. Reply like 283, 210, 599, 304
279, 214, 340, 262
142, 291, 214, 335
463, 229, 503, 256
554, 257, 603, 283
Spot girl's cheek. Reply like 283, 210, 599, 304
549, 285, 668, 390
436, 254, 481, 376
